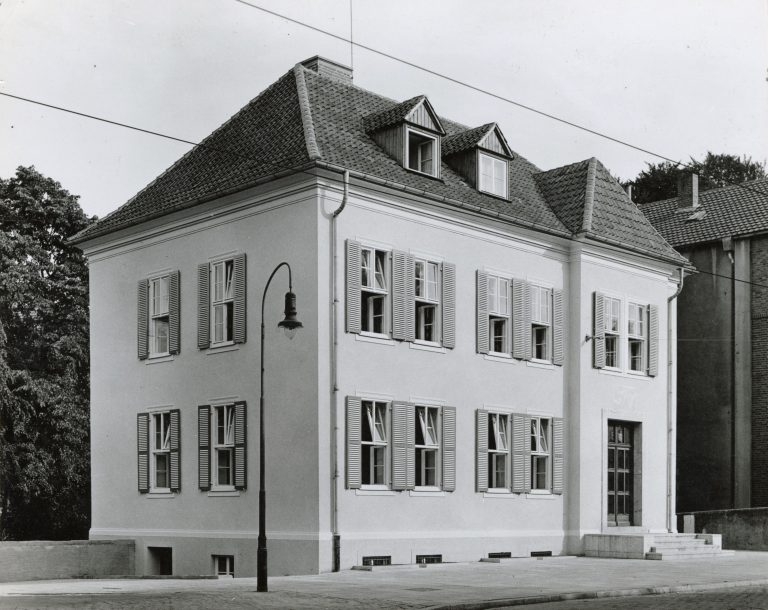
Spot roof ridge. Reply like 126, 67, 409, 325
581, 157, 598, 233
293, 64, 321, 160
646, 176, 768, 206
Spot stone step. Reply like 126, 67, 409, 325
646, 549, 734, 560
651, 533, 698, 540
650, 539, 709, 549
650, 545, 722, 554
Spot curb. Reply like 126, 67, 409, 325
428, 578, 768, 609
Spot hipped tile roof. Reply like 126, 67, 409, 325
71, 60, 686, 266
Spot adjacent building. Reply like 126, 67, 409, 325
72, 56, 689, 576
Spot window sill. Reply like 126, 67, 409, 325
146, 491, 175, 499
206, 343, 239, 355
356, 488, 396, 496
207, 489, 240, 497
410, 341, 445, 354
527, 360, 555, 370
525, 491, 556, 500
483, 490, 517, 499
484, 353, 515, 363
410, 488, 445, 497
598, 368, 651, 380
356, 333, 395, 346
626, 370, 650, 379
146, 354, 174, 365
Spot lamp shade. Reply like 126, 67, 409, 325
277, 291, 303, 339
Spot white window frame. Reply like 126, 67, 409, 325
405, 127, 438, 177
148, 275, 170, 357
213, 555, 234, 578
151, 411, 171, 491
603, 296, 622, 369
414, 258, 440, 344
531, 285, 553, 362
361, 400, 389, 488
488, 275, 510, 355
627, 302, 647, 374
212, 404, 235, 490
415, 405, 441, 489
478, 152, 508, 198
530, 416, 551, 492
488, 412, 510, 489
360, 246, 390, 337
210, 259, 235, 346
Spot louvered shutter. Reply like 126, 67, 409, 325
512, 413, 530, 493
552, 417, 564, 495
234, 401, 247, 489
405, 255, 416, 342
197, 264, 210, 349
441, 406, 456, 491
512, 279, 531, 360
392, 250, 408, 340
169, 409, 181, 492
137, 413, 150, 493
593, 292, 605, 368
406, 402, 415, 489
198, 405, 211, 491
476, 272, 489, 354
345, 396, 362, 489
137, 280, 149, 360
553, 288, 564, 366
441, 263, 456, 349
648, 304, 659, 377
168, 271, 181, 355
392, 401, 415, 490
232, 254, 247, 344
346, 240, 362, 334
476, 409, 489, 492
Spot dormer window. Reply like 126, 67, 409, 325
479, 153, 508, 198
407, 129, 437, 176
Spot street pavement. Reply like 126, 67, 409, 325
2, 552, 768, 608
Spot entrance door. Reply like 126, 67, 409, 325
607, 421, 633, 526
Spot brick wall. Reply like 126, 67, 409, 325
751, 236, 768, 506
680, 507, 768, 550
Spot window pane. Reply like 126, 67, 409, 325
488, 414, 497, 450
224, 261, 234, 300
217, 449, 232, 485
362, 402, 374, 442
216, 407, 225, 445
491, 318, 507, 353
225, 406, 234, 445
213, 263, 223, 302
371, 296, 384, 334
374, 251, 386, 290
416, 408, 426, 445
424, 449, 436, 486
155, 454, 168, 488
415, 261, 424, 297
539, 420, 549, 452
419, 140, 433, 174
153, 414, 163, 450
361, 250, 371, 288
155, 319, 169, 354
530, 419, 537, 451
498, 415, 508, 451
498, 279, 509, 315
494, 453, 506, 487
214, 305, 224, 343
373, 446, 385, 484
488, 276, 497, 311
426, 409, 438, 446
427, 263, 438, 300
374, 403, 387, 442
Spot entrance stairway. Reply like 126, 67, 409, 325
584, 532, 733, 560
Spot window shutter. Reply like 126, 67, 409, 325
593, 292, 605, 369
476, 409, 489, 492
512, 279, 531, 360
392, 251, 416, 342
512, 413, 530, 493
441, 406, 456, 491
197, 264, 210, 349
198, 405, 211, 491
406, 402, 415, 489
648, 304, 659, 377
234, 401, 247, 489
137, 280, 149, 360
441, 263, 456, 349
233, 254, 247, 344
169, 271, 181, 355
169, 409, 181, 492
392, 401, 415, 490
346, 240, 362, 334
553, 288, 564, 366
137, 413, 149, 493
476, 271, 489, 355
552, 417, 564, 495
345, 396, 362, 489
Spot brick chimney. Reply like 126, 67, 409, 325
678, 172, 699, 209
300, 56, 353, 84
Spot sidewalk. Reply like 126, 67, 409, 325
1, 552, 768, 609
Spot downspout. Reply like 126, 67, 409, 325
330, 170, 349, 571
667, 267, 684, 532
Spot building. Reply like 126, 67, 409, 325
641, 175, 768, 512
72, 56, 689, 577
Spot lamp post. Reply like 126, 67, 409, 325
258, 262, 303, 593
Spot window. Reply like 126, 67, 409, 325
488, 413, 509, 489
603, 296, 621, 368
628, 303, 646, 372
531, 286, 552, 361
488, 276, 510, 354
149, 277, 170, 356
213, 404, 235, 488
361, 400, 388, 486
530, 417, 551, 491
152, 412, 171, 490
213, 555, 234, 578
415, 259, 440, 342
407, 129, 437, 176
211, 260, 234, 345
361, 247, 389, 335
478, 152, 508, 198
415, 406, 440, 487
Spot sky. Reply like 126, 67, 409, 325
1, 0, 767, 219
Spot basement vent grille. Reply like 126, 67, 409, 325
362, 555, 391, 566
530, 551, 552, 557
416, 554, 442, 564
488, 552, 512, 559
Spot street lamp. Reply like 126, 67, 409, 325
258, 262, 303, 593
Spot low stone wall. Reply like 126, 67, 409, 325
679, 508, 768, 550
0, 540, 135, 582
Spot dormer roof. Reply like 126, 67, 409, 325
442, 123, 513, 159
363, 95, 445, 135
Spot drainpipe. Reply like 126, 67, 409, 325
667, 267, 684, 532
330, 170, 349, 571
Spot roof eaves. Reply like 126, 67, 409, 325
293, 65, 321, 160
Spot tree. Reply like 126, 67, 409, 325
625, 152, 767, 204
0, 166, 95, 540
